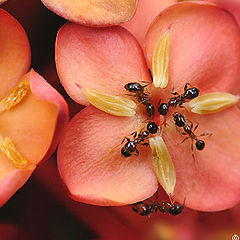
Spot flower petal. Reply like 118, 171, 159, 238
58, 105, 158, 206
145, 2, 240, 94
41, 0, 137, 26
0, 9, 30, 100
0, 70, 68, 206
56, 23, 151, 106
162, 107, 240, 211
122, 0, 175, 47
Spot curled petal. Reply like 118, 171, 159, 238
149, 135, 176, 196
84, 88, 137, 116
0, 70, 68, 206
152, 30, 170, 88
188, 92, 239, 114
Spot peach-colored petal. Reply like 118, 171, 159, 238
0, 70, 68, 206
56, 23, 151, 106
0, 9, 31, 100
122, 0, 176, 47
145, 2, 240, 96
41, 0, 137, 26
29, 69, 69, 162
163, 107, 240, 211
58, 105, 158, 206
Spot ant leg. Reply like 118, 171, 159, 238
199, 132, 213, 137
135, 149, 139, 156
131, 131, 138, 139
184, 83, 191, 91
179, 136, 189, 145
193, 122, 199, 132
148, 69, 153, 81
121, 137, 130, 144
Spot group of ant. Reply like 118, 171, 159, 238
131, 190, 184, 217
121, 77, 211, 217
121, 80, 208, 159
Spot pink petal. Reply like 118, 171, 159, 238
56, 23, 151, 105
145, 2, 240, 95
58, 105, 158, 206
163, 107, 240, 211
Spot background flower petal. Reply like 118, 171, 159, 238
56, 24, 151, 106
0, 9, 31, 100
41, 0, 137, 26
58, 105, 158, 206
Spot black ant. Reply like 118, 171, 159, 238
173, 112, 211, 155
158, 83, 199, 116
131, 199, 184, 217
124, 82, 155, 117
121, 121, 159, 158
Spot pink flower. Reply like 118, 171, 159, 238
56, 1, 240, 211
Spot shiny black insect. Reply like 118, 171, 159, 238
158, 201, 184, 216
173, 112, 209, 153
121, 121, 159, 158
124, 82, 155, 117
131, 200, 183, 217
158, 83, 199, 116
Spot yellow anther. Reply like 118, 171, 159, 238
0, 136, 33, 170
149, 135, 176, 196
188, 92, 238, 114
84, 88, 137, 116
152, 30, 170, 88
0, 81, 29, 113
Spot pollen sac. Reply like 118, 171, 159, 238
188, 92, 238, 114
152, 30, 170, 88
149, 135, 176, 196
84, 88, 137, 116
0, 136, 34, 170
0, 81, 29, 112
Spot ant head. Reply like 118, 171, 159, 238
169, 205, 183, 215
158, 103, 169, 116
121, 148, 132, 157
184, 87, 199, 100
147, 121, 159, 134
196, 139, 205, 150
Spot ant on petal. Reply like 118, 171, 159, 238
173, 112, 212, 159
121, 121, 159, 158
124, 82, 155, 117
158, 83, 199, 116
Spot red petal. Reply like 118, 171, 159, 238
163, 107, 240, 211
58, 106, 158, 206
122, 0, 175, 47
0, 9, 30, 100
56, 24, 151, 105
145, 2, 240, 95
41, 0, 137, 26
